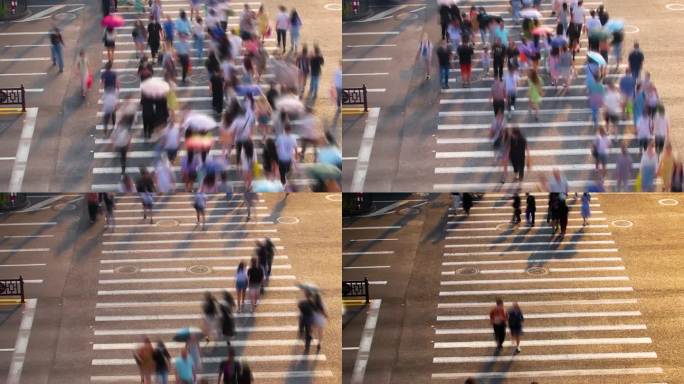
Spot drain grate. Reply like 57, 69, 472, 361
156, 219, 179, 227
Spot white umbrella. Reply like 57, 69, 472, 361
275, 95, 305, 115
437, 0, 460, 5
140, 77, 169, 98
587, 51, 607, 66
184, 112, 217, 132
252, 179, 285, 192
520, 8, 542, 19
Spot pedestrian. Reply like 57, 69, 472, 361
511, 193, 521, 224
257, 5, 270, 42
481, 45, 491, 79
527, 69, 543, 120
570, 0, 586, 53
173, 347, 196, 384
235, 261, 248, 312
193, 16, 204, 60
592, 127, 610, 177
247, 256, 264, 312
193, 192, 206, 226
309, 45, 324, 100
217, 347, 240, 384
290, 9, 302, 52
103, 26, 116, 63
457, 39, 474, 86
489, 298, 507, 352
507, 302, 524, 353
615, 143, 633, 192
209, 70, 224, 115
653, 105, 670, 156
672, 161, 684, 192
131, 19, 147, 59
658, 142, 675, 192
275, 5, 289, 53
152, 341, 170, 384
628, 42, 644, 80
228, 108, 254, 167
101, 193, 115, 229
298, 290, 315, 354
636, 112, 652, 155
417, 34, 433, 80
201, 292, 218, 342
558, 197, 569, 237
462, 192, 473, 215
490, 77, 505, 117
492, 39, 505, 80
525, 192, 536, 226
138, 178, 155, 222
581, 192, 591, 225
275, 123, 298, 186
436, 40, 451, 89
49, 26, 65, 73
297, 45, 311, 96
134, 337, 155, 384
439, 4, 451, 40
86, 192, 99, 223
298, 106, 322, 162
162, 15, 175, 50
148, 18, 162, 61
505, 128, 530, 183
503, 66, 519, 118
603, 82, 622, 138
558, 2, 570, 37
244, 189, 256, 220
77, 49, 90, 98
219, 293, 236, 344
640, 141, 658, 192
175, 36, 191, 83
612, 28, 624, 72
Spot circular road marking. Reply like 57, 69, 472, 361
325, 194, 342, 202
156, 219, 179, 227
611, 219, 633, 228
658, 198, 679, 206
118, 74, 138, 85
188, 265, 212, 274
189, 72, 208, 84
624, 25, 639, 34
277, 216, 300, 224
496, 222, 511, 231
526, 266, 549, 276
666, 3, 684, 11
324, 3, 342, 11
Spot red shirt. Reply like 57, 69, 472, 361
490, 306, 507, 325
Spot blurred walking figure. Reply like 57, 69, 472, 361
298, 289, 314, 354
640, 141, 658, 192
202, 292, 219, 342
310, 290, 328, 353
248, 257, 265, 312
505, 128, 530, 183
511, 193, 521, 224
186, 333, 202, 372
527, 69, 544, 121
462, 193, 473, 216
101, 193, 115, 229
220, 291, 236, 345
86, 192, 99, 223
417, 33, 433, 80
77, 49, 90, 97
173, 347, 196, 384
193, 192, 206, 226
507, 302, 524, 353
103, 27, 116, 62
153, 341, 170, 384
581, 192, 591, 225
658, 142, 675, 192
244, 189, 256, 220
275, 5, 289, 53
133, 337, 155, 384
289, 9, 302, 52
558, 197, 569, 237
525, 193, 536, 226
49, 26, 64, 73
489, 298, 507, 352
615, 144, 633, 192
309, 45, 324, 100
235, 262, 248, 312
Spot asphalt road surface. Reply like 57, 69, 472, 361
342, 0, 684, 193
0, 0, 341, 192
0, 192, 341, 384
341, 192, 684, 384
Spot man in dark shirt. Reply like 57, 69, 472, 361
491, 39, 505, 80
457, 40, 474, 86
628, 41, 644, 80
436, 40, 451, 89
100, 61, 118, 92
309, 45, 325, 100
49, 27, 65, 72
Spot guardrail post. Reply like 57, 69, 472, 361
363, 277, 369, 303
20, 84, 25, 112
362, 85, 368, 112
19, 275, 25, 303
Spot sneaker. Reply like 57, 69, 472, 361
516, 346, 521, 353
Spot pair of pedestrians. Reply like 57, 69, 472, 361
489, 298, 525, 353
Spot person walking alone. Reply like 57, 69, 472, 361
275, 5, 289, 53
581, 192, 591, 225
436, 40, 451, 89
490, 298, 507, 352
525, 192, 536, 226
507, 302, 524, 353
49, 26, 65, 73
235, 262, 248, 312
511, 193, 521, 224
417, 34, 433, 80
247, 257, 264, 312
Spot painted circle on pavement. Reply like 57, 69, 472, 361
666, 3, 684, 11
325, 194, 342, 202
53, 203, 76, 211
156, 219, 179, 227
658, 198, 679, 206
456, 267, 479, 275
277, 216, 300, 224
611, 219, 633, 228
188, 265, 212, 274
119, 74, 138, 85
624, 25, 639, 34
324, 3, 342, 11
189, 72, 208, 84
526, 266, 549, 276
114, 266, 139, 274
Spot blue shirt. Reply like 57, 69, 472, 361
163, 20, 174, 40
619, 75, 635, 98
174, 356, 194, 382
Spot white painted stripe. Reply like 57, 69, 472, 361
446, 232, 611, 240
361, 5, 406, 21
100, 265, 291, 274
343, 347, 360, 351
98, 275, 294, 284
98, 286, 298, 295
0, 264, 47, 268
369, 281, 388, 285
21, 4, 65, 21
436, 147, 640, 159
446, 224, 609, 232
0, 32, 47, 35
444, 249, 619, 257
343, 226, 401, 230
0, 248, 49, 253
94, 338, 305, 349
343, 251, 394, 256
445, 240, 614, 247
351, 299, 381, 384
449, 211, 603, 217
448, 218, 605, 224
343, 57, 392, 62
441, 276, 629, 285
367, 88, 387, 92
437, 135, 633, 145
440, 108, 591, 117
441, 84, 586, 94
437, 299, 638, 309
346, 44, 397, 48
350, 107, 380, 192
435, 337, 652, 349
100, 255, 288, 264
8, 108, 38, 192
437, 311, 640, 321
6, 299, 37, 384
92, 354, 325, 366
436, 163, 637, 175
0, 57, 49, 62
439, 287, 632, 296
96, 312, 298, 322
437, 120, 630, 131
0, 349, 14, 352
0, 222, 55, 227
443, 266, 626, 274
436, 324, 647, 335
348, 238, 398, 242
102, 245, 282, 254
102, 236, 277, 245
342, 32, 400, 35
93, 325, 297, 336
434, 352, 657, 364
91, 371, 333, 381
96, 298, 296, 308
344, 265, 391, 269
465, 204, 601, 210
23, 280, 43, 284
104, 229, 276, 237
18, 195, 65, 213
443, 258, 623, 266
441, 95, 587, 104
3, 44, 50, 48
431, 368, 663, 380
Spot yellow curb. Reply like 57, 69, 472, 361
0, 299, 22, 305
341, 108, 367, 115
343, 299, 369, 306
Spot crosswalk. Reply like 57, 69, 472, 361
91, 193, 334, 383
90, 0, 315, 191
432, 193, 664, 382
433, 0, 648, 191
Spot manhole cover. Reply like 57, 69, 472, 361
611, 220, 633, 228
658, 198, 679, 206
397, 207, 421, 215
114, 266, 139, 274
526, 266, 548, 275
189, 72, 208, 84
118, 74, 138, 85
325, 194, 342, 202
455, 267, 479, 275
156, 219, 179, 227
324, 3, 341, 11
276, 216, 299, 224
52, 12, 76, 21
496, 223, 512, 231
53, 203, 76, 211
624, 25, 639, 34
188, 265, 212, 274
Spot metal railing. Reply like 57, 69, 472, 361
0, 276, 25, 303
342, 278, 370, 304
0, 85, 26, 112
342, 85, 368, 112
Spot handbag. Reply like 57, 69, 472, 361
86, 71, 93, 89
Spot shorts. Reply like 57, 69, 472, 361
166, 149, 178, 162
236, 279, 247, 291
460, 63, 472, 78
257, 115, 270, 125
104, 40, 115, 49
596, 152, 608, 166
605, 112, 619, 125
493, 99, 505, 116
248, 283, 260, 291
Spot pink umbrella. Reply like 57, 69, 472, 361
101, 14, 125, 28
